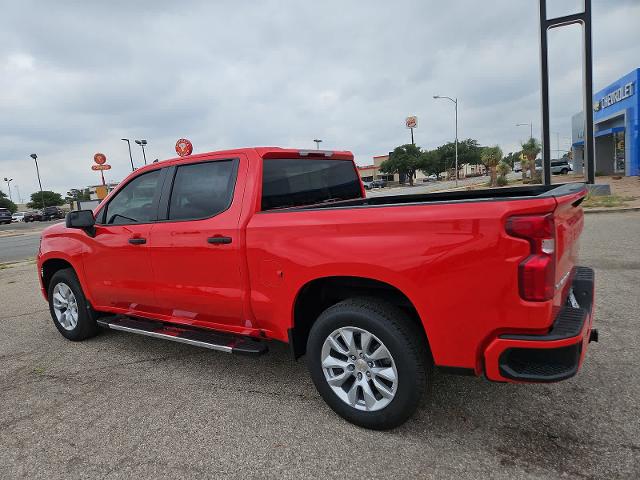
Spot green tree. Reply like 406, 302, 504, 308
27, 191, 65, 209
521, 137, 541, 183
426, 138, 483, 179
0, 190, 18, 213
418, 149, 446, 179
481, 145, 503, 187
502, 151, 519, 168
65, 188, 90, 203
380, 144, 422, 186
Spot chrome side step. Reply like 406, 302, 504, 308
97, 316, 268, 356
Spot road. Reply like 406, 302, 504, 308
0, 221, 62, 263
0, 212, 638, 479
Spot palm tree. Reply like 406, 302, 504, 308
481, 146, 503, 187
521, 137, 541, 183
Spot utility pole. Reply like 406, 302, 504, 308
313, 139, 322, 150
3, 178, 13, 201
433, 96, 459, 186
516, 122, 533, 140
30, 154, 46, 208
135, 139, 148, 165
121, 138, 135, 171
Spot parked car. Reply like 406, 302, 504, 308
362, 180, 373, 190
41, 206, 66, 221
371, 179, 387, 188
422, 174, 438, 182
23, 211, 42, 222
0, 208, 12, 224
534, 159, 573, 175
551, 160, 573, 175
11, 211, 27, 222
38, 146, 596, 430
513, 161, 522, 173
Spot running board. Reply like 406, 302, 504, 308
97, 316, 268, 356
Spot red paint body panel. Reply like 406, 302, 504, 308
37, 146, 592, 381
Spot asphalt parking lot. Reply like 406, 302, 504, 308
1, 212, 638, 479
0, 221, 63, 263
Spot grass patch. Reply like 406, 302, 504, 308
582, 194, 637, 209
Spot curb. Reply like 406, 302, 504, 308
584, 206, 640, 214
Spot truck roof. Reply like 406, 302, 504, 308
136, 147, 355, 174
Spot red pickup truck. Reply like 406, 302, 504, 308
37, 147, 596, 429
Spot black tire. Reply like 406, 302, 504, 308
306, 298, 431, 430
561, 168, 569, 175
47, 268, 99, 341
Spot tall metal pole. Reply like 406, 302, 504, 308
433, 95, 458, 186
313, 139, 322, 150
454, 99, 458, 187
4, 178, 12, 201
30, 154, 46, 208
410, 128, 415, 146
539, 0, 594, 184
121, 139, 135, 171
141, 144, 147, 165
15, 184, 22, 204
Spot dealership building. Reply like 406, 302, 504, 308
572, 68, 639, 176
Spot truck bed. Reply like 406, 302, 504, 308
295, 183, 586, 210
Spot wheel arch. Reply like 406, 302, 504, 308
41, 257, 77, 300
289, 275, 430, 359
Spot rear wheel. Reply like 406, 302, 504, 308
561, 168, 569, 175
306, 298, 430, 430
48, 268, 99, 341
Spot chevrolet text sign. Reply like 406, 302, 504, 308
594, 82, 635, 111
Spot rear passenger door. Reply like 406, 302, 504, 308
148, 156, 247, 331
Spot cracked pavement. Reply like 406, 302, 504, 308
0, 212, 639, 479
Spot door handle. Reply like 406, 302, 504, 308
128, 238, 147, 245
207, 236, 232, 245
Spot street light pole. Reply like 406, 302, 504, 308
135, 139, 148, 165
121, 138, 135, 171
3, 178, 13, 201
433, 95, 459, 187
313, 139, 322, 150
516, 122, 533, 139
30, 154, 46, 208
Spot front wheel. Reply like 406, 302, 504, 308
306, 298, 430, 430
48, 268, 99, 341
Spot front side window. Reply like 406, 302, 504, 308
103, 169, 161, 224
168, 160, 237, 221
261, 159, 362, 210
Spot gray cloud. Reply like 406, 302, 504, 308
1, 0, 638, 199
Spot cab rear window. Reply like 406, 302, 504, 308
261, 159, 362, 211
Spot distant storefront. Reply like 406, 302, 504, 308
572, 68, 639, 176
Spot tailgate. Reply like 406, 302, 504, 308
552, 184, 587, 301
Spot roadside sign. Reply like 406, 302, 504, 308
91, 164, 112, 171
94, 153, 107, 165
405, 116, 418, 129
175, 138, 193, 157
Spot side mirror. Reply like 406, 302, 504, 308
66, 210, 95, 232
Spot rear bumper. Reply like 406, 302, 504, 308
484, 266, 595, 383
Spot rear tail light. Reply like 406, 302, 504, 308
506, 214, 556, 301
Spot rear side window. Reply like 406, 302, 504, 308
104, 169, 162, 224
261, 159, 362, 210
168, 160, 237, 221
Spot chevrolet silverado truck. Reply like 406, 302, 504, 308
37, 147, 596, 429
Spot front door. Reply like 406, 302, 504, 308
149, 157, 247, 332
82, 168, 164, 314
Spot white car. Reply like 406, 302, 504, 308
11, 212, 26, 222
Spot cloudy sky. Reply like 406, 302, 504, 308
1, 0, 638, 201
